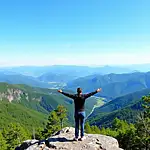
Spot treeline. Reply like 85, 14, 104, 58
85, 95, 150, 150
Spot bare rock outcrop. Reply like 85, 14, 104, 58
0, 88, 41, 102
18, 127, 123, 150
0, 88, 25, 102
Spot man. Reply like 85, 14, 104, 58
58, 87, 102, 141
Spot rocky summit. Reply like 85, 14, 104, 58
17, 127, 123, 150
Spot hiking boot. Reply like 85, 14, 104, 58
80, 136, 86, 141
73, 137, 78, 141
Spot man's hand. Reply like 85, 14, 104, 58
58, 89, 63, 93
96, 88, 102, 92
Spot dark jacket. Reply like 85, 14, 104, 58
61, 90, 98, 112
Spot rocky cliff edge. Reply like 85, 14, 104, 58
17, 127, 123, 150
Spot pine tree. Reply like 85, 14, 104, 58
4, 123, 29, 150
112, 118, 129, 134
42, 105, 68, 138
56, 105, 67, 129
90, 125, 100, 134
99, 127, 107, 135
135, 95, 150, 150
85, 122, 92, 133
43, 110, 61, 138
112, 118, 137, 149
34, 127, 44, 140
0, 131, 7, 150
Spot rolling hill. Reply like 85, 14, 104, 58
0, 72, 51, 88
87, 88, 150, 127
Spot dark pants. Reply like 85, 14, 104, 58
74, 111, 86, 138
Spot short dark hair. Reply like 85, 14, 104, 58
77, 87, 82, 94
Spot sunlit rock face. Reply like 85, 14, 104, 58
18, 127, 123, 150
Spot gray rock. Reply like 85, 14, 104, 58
18, 127, 123, 150
19, 139, 39, 150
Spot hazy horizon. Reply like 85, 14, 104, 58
1, 63, 150, 68
0, 0, 149, 66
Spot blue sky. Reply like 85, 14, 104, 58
0, 0, 150, 66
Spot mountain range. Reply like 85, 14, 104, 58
0, 65, 140, 90
0, 65, 133, 77
66, 72, 150, 99
0, 65, 150, 131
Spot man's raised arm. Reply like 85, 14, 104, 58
58, 89, 75, 99
84, 88, 102, 99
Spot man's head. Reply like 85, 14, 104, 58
77, 87, 82, 94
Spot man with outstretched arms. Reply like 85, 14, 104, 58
58, 87, 102, 141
